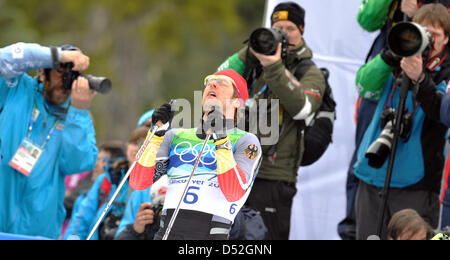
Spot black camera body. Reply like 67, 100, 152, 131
143, 203, 163, 238
99, 212, 123, 240
365, 107, 413, 168
365, 22, 432, 169
379, 107, 412, 140
62, 62, 112, 94
249, 27, 289, 60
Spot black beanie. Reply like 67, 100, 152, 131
271, 2, 305, 33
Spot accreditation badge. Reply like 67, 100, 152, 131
9, 138, 43, 176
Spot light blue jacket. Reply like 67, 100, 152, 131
115, 187, 151, 238
354, 54, 447, 189
63, 172, 129, 240
0, 43, 98, 239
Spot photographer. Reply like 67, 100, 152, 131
352, 4, 450, 240
0, 43, 98, 239
115, 175, 167, 240
339, 0, 450, 240
216, 2, 326, 239
114, 190, 156, 240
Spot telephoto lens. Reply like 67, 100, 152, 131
249, 27, 288, 55
387, 22, 432, 57
61, 62, 112, 94
365, 121, 395, 168
83, 74, 112, 94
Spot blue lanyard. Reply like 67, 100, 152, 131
253, 84, 268, 99
27, 103, 60, 149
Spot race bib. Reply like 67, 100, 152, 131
9, 138, 43, 176
163, 167, 250, 222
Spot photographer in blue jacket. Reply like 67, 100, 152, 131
0, 42, 98, 239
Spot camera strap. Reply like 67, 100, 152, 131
50, 46, 60, 69
425, 47, 447, 71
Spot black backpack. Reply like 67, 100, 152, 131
242, 57, 336, 167
292, 59, 337, 166
229, 206, 267, 240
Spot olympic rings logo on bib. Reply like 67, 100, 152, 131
173, 141, 216, 166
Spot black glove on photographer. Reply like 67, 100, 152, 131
152, 103, 174, 137
380, 47, 402, 68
